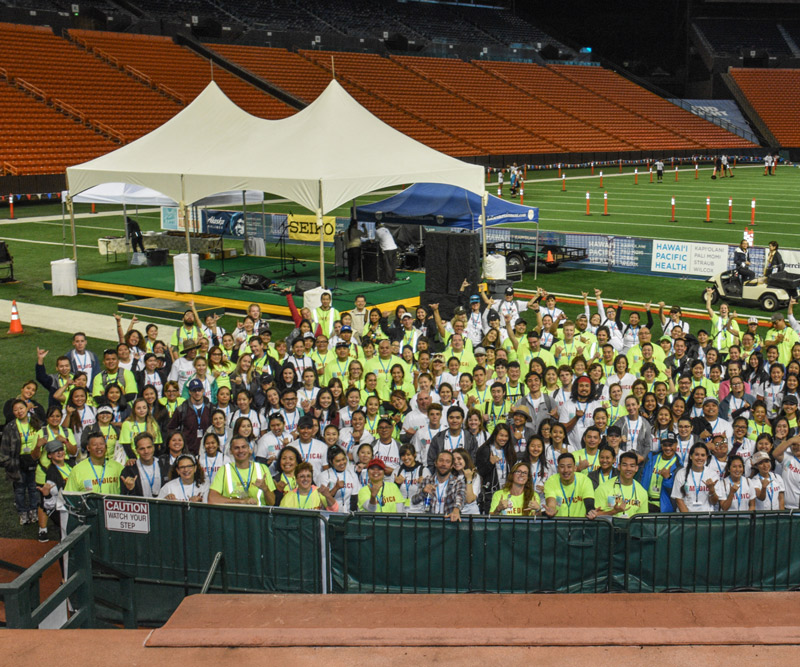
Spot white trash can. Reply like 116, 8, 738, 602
483, 254, 507, 280
173, 253, 201, 293
51, 258, 78, 296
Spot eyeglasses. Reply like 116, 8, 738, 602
177, 464, 196, 471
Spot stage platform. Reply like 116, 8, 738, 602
3, 593, 799, 665
73, 256, 425, 318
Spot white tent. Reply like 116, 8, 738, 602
66, 79, 484, 287
63, 182, 264, 207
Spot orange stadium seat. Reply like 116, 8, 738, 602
729, 68, 800, 147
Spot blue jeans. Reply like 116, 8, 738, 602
13, 467, 37, 515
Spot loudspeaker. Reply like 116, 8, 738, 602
199, 268, 216, 285
362, 246, 379, 282
446, 233, 480, 294
239, 273, 270, 290
419, 291, 461, 321
424, 231, 450, 292
294, 279, 320, 296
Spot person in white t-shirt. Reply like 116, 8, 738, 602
774, 434, 800, 509
317, 445, 360, 513
672, 443, 720, 512
717, 455, 755, 511
158, 454, 209, 503
750, 451, 785, 510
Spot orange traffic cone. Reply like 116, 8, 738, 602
8, 300, 23, 334
546, 250, 555, 264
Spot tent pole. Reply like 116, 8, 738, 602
481, 192, 487, 263
123, 201, 129, 259
318, 179, 325, 288
61, 198, 66, 257
534, 223, 540, 280
180, 175, 196, 292
242, 189, 249, 250
67, 195, 78, 264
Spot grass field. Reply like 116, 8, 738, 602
0, 160, 798, 539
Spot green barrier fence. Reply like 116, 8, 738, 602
327, 514, 613, 593
624, 511, 800, 592
66, 494, 328, 596
63, 496, 800, 616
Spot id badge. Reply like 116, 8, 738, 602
691, 501, 703, 510
197, 429, 204, 439
607, 495, 616, 507
84, 479, 93, 491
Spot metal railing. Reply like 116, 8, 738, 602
0, 525, 94, 629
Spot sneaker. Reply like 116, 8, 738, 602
19, 514, 26, 526
38, 528, 49, 543
28, 510, 38, 524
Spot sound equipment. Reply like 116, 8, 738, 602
424, 232, 450, 292
425, 231, 480, 294
419, 291, 461, 321
294, 279, 320, 296
199, 268, 216, 285
239, 273, 270, 291
361, 242, 380, 282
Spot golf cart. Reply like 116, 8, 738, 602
705, 269, 800, 311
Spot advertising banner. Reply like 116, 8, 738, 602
651, 240, 728, 276
287, 214, 336, 242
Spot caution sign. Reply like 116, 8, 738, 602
288, 214, 336, 242
104, 498, 150, 534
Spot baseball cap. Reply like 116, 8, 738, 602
378, 417, 394, 428
751, 451, 771, 466
401, 312, 412, 319
454, 306, 466, 316
606, 426, 622, 437
187, 379, 204, 392
297, 415, 315, 429
504, 286, 514, 295
260, 373, 273, 384
474, 346, 487, 356
703, 397, 719, 405
748, 316, 759, 324
772, 313, 784, 322
340, 325, 352, 333
470, 294, 480, 303
303, 331, 315, 339
96, 405, 113, 416
336, 341, 350, 349
44, 440, 63, 454
367, 458, 387, 471
660, 437, 677, 448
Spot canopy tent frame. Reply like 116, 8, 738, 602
66, 80, 485, 291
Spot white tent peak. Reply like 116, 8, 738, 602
67, 78, 483, 213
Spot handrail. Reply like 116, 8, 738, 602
123, 64, 152, 87
0, 66, 10, 82
3, 162, 19, 176
51, 97, 86, 123
0, 524, 95, 629
94, 120, 125, 144
15, 78, 48, 103
200, 552, 228, 594
94, 47, 121, 70
158, 83, 185, 105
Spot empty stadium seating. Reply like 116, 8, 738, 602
0, 78, 115, 175
729, 68, 800, 146
694, 18, 792, 56
0, 22, 179, 143
68, 29, 295, 119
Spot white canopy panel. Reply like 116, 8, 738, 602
66, 80, 484, 213
62, 182, 264, 207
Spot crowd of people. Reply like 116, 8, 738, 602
2, 282, 799, 542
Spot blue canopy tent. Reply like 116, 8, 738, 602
355, 182, 538, 231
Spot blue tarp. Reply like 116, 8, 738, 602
355, 183, 538, 230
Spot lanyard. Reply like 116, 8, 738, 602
179, 482, 195, 500
585, 449, 599, 471
690, 469, 703, 503
192, 403, 205, 423
16, 419, 30, 444
282, 473, 296, 490
559, 480, 576, 508
282, 410, 298, 432
54, 463, 72, 479
204, 453, 219, 479
446, 432, 462, 451
89, 460, 106, 490
366, 414, 378, 434
627, 417, 640, 443
297, 488, 314, 509
616, 480, 632, 507
599, 469, 611, 484
732, 478, 744, 508
435, 478, 449, 510
492, 446, 506, 477
233, 463, 253, 492
763, 474, 774, 505
298, 441, 312, 462
334, 470, 346, 501
140, 462, 156, 495
577, 401, 588, 425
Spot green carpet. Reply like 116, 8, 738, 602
80, 255, 425, 311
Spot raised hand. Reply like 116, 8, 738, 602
122, 475, 138, 491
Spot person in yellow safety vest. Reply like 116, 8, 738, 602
208, 435, 275, 506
